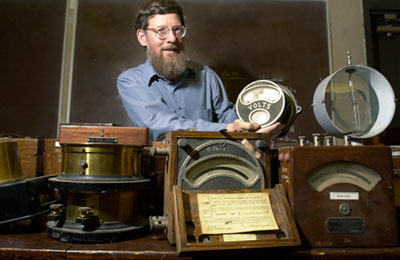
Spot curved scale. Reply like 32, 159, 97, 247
182, 156, 260, 189
178, 139, 264, 190
240, 85, 283, 105
307, 161, 381, 192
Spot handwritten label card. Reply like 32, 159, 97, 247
197, 192, 279, 234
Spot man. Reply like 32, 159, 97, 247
117, 0, 284, 140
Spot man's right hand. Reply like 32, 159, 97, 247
226, 119, 285, 140
226, 119, 259, 132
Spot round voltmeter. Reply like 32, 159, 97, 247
236, 80, 302, 136
313, 65, 396, 138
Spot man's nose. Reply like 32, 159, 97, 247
165, 29, 177, 42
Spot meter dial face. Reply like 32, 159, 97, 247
307, 161, 381, 192
249, 109, 270, 125
236, 80, 301, 136
236, 81, 285, 128
178, 139, 264, 190
182, 155, 261, 189
240, 86, 282, 105
324, 71, 379, 137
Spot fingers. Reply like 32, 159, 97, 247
256, 122, 285, 139
227, 119, 260, 132
227, 120, 286, 139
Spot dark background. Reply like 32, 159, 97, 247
0, 0, 329, 139
2, 0, 398, 143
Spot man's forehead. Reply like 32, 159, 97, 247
148, 13, 182, 27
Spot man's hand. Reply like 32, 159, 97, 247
226, 119, 259, 132
256, 122, 286, 139
226, 119, 285, 139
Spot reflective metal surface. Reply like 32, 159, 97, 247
61, 143, 143, 177
47, 142, 150, 243
61, 190, 141, 223
313, 65, 395, 138
0, 141, 24, 184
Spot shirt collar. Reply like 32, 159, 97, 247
144, 58, 196, 87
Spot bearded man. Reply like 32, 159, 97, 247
117, 0, 284, 140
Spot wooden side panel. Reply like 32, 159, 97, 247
43, 139, 62, 176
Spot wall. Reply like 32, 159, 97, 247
328, 0, 366, 71
0, 0, 367, 139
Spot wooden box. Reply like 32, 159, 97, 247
164, 130, 272, 244
43, 139, 62, 176
59, 124, 148, 146
391, 146, 400, 207
279, 145, 398, 247
173, 184, 300, 255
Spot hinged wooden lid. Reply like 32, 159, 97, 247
59, 124, 148, 146
172, 184, 300, 255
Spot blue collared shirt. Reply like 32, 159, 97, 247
117, 59, 238, 140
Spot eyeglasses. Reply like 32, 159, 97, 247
146, 25, 187, 40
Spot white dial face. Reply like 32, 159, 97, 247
307, 161, 381, 192
250, 110, 270, 125
241, 87, 282, 105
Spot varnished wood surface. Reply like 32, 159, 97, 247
279, 145, 398, 248
0, 232, 70, 260
0, 232, 185, 260
59, 125, 149, 147
1, 231, 400, 259
173, 185, 300, 254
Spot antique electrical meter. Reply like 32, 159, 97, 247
153, 131, 300, 254
280, 52, 397, 247
236, 80, 302, 136
313, 55, 395, 138
46, 125, 151, 243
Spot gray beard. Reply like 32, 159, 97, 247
148, 47, 188, 81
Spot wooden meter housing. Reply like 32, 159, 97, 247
162, 131, 300, 254
279, 145, 398, 247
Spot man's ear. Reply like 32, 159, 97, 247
137, 29, 148, 47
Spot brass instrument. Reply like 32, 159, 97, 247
47, 142, 151, 243
0, 140, 56, 227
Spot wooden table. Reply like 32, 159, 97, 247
2, 231, 400, 260
0, 232, 184, 260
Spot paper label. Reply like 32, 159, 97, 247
197, 192, 279, 234
223, 233, 257, 242
329, 192, 359, 200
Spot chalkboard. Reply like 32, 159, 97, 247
72, 0, 330, 140
0, 0, 66, 138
